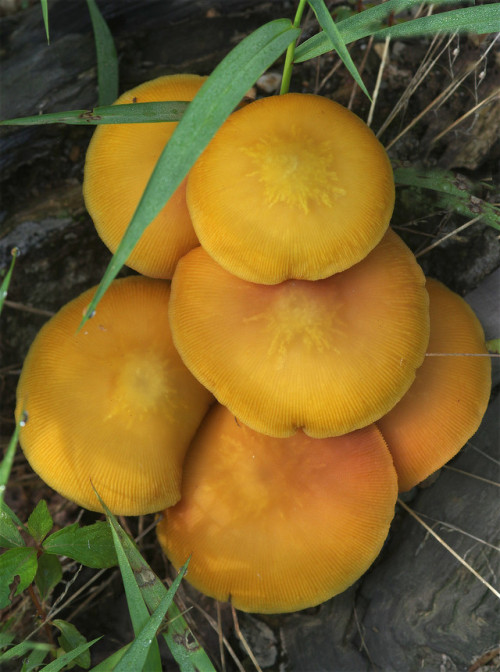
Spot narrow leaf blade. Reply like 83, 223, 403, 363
40, 638, 100, 672
80, 19, 300, 326
307, 0, 371, 99
40, 0, 49, 43
86, 0, 119, 106
114, 561, 189, 672
0, 102, 188, 127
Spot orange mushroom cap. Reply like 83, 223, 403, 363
83, 74, 206, 279
15, 276, 213, 515
376, 277, 492, 492
157, 404, 398, 613
187, 93, 395, 283
169, 229, 429, 438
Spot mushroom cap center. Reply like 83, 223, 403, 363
244, 132, 345, 214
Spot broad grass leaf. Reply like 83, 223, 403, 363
80, 18, 300, 327
43, 521, 118, 568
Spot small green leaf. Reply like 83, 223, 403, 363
41, 638, 100, 672
0, 547, 37, 608
0, 102, 188, 126
0, 511, 25, 549
307, 0, 371, 99
53, 619, 91, 670
114, 561, 189, 672
0, 620, 16, 648
86, 0, 119, 106
43, 521, 118, 568
27, 500, 53, 544
80, 18, 300, 327
486, 339, 500, 355
35, 553, 63, 601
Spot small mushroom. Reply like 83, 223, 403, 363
169, 229, 429, 438
376, 278, 492, 492
83, 74, 206, 279
15, 276, 214, 515
187, 93, 395, 283
157, 404, 398, 613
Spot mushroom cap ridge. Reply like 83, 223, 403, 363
15, 276, 214, 515
83, 74, 206, 279
187, 93, 395, 283
377, 277, 492, 492
169, 229, 430, 438
157, 404, 398, 614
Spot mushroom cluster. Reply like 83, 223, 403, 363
16, 75, 492, 614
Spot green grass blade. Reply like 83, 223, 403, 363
295, 0, 474, 62
79, 18, 300, 328
101, 507, 215, 672
0, 102, 188, 126
86, 0, 119, 106
0, 247, 19, 315
40, 0, 49, 43
374, 5, 500, 39
307, 0, 371, 99
113, 561, 189, 672
0, 415, 24, 508
40, 638, 101, 672
394, 166, 500, 231
106, 517, 162, 671
0, 642, 52, 665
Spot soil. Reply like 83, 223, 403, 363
0, 1, 499, 671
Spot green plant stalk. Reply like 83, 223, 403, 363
0, 247, 19, 316
280, 0, 308, 94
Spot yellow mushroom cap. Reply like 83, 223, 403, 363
157, 404, 398, 613
83, 74, 207, 279
15, 276, 213, 515
376, 278, 492, 492
169, 229, 429, 438
187, 93, 395, 283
